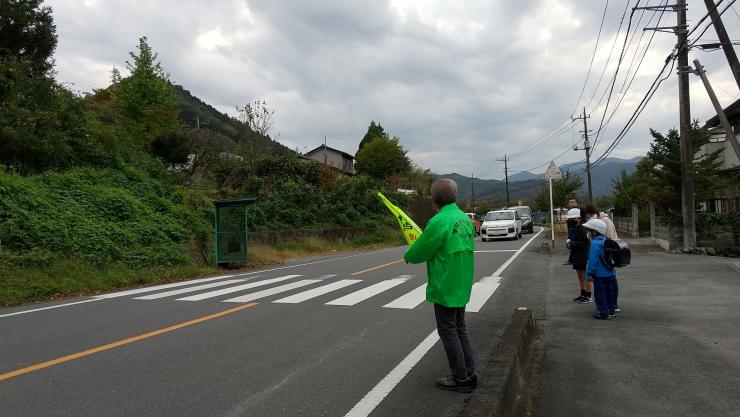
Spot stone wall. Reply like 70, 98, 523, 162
249, 227, 374, 246
651, 220, 739, 256
614, 204, 640, 237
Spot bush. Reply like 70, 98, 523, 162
0, 163, 210, 268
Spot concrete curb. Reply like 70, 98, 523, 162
462, 307, 540, 417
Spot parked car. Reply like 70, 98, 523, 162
480, 209, 522, 241
466, 212, 481, 236
508, 205, 533, 234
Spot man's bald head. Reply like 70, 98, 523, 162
431, 179, 458, 208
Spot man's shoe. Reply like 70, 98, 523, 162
592, 311, 611, 320
469, 374, 478, 389
435, 376, 475, 393
576, 296, 591, 304
615, 306, 621, 313
573, 294, 585, 302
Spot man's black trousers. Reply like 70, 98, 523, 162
434, 303, 475, 380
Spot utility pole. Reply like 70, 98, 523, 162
571, 108, 593, 202
323, 135, 327, 167
692, 59, 740, 159
498, 154, 510, 206
703, 0, 740, 91
471, 174, 476, 212
677, 0, 697, 248
640, 0, 696, 247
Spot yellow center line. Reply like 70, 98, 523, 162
351, 259, 404, 276
0, 302, 258, 382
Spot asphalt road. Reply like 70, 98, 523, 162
0, 228, 545, 417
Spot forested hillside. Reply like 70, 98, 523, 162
0, 2, 431, 306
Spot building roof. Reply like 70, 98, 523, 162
705, 98, 740, 128
305, 145, 355, 160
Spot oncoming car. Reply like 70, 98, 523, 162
508, 205, 533, 234
480, 209, 522, 241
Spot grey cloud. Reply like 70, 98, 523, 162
46, 0, 740, 178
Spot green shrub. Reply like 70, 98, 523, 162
0, 164, 210, 268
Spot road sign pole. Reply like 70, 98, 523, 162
549, 177, 555, 249
544, 161, 561, 250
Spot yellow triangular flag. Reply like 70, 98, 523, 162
377, 192, 422, 245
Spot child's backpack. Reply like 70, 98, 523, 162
601, 238, 631, 268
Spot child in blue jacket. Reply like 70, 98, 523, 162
582, 219, 617, 320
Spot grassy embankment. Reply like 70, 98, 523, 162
0, 166, 402, 307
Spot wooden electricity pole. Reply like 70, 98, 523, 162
572, 108, 593, 202
677, 0, 697, 248
497, 154, 510, 206
693, 59, 740, 159
703, 0, 740, 91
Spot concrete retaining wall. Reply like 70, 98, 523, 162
463, 307, 540, 417
248, 227, 374, 246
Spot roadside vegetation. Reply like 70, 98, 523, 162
0, 1, 430, 306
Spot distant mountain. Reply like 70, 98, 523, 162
509, 171, 540, 182
436, 157, 641, 205
506, 156, 642, 197
435, 173, 542, 204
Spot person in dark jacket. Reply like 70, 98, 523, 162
563, 198, 579, 265
566, 208, 591, 303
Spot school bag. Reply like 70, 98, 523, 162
600, 238, 631, 268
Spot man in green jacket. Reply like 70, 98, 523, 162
404, 179, 477, 393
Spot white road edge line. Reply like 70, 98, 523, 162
491, 227, 544, 278
230, 247, 399, 277
0, 298, 104, 318
0, 247, 399, 318
344, 331, 440, 417
343, 226, 544, 417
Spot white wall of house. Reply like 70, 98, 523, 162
305, 148, 355, 174
700, 131, 740, 170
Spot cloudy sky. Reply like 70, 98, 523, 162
48, 0, 740, 179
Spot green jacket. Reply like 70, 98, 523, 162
403, 203, 475, 307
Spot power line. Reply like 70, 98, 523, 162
688, 0, 738, 47
584, 1, 634, 111
591, 1, 644, 152
590, 52, 677, 169
686, 0, 725, 39
570, 0, 611, 115
479, 1, 619, 179
591, 1, 669, 154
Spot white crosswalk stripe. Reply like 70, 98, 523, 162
222, 280, 321, 303
382, 283, 427, 310
133, 279, 246, 300
273, 279, 362, 304
466, 276, 501, 313
94, 275, 235, 299
176, 275, 301, 301
326, 276, 412, 306
113, 272, 502, 312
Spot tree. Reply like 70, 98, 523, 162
116, 36, 178, 149
533, 170, 583, 212
236, 100, 274, 137
0, 0, 90, 172
0, 0, 57, 77
357, 121, 386, 155
613, 124, 725, 211
355, 134, 411, 179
